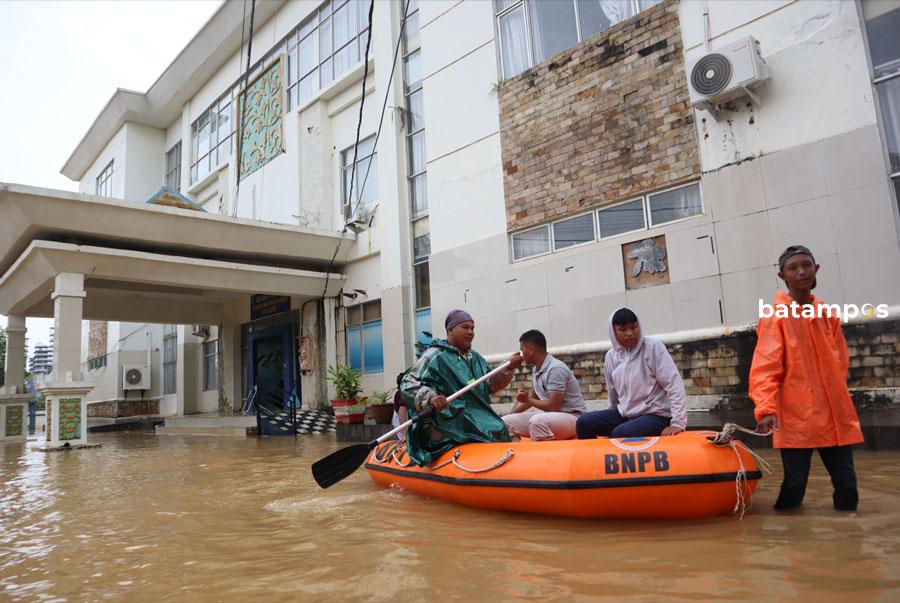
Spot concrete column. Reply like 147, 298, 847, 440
3, 315, 26, 395
0, 315, 29, 442
51, 273, 86, 383
324, 296, 338, 401
36, 272, 96, 450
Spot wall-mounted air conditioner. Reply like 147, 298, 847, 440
123, 364, 151, 390
686, 36, 770, 113
191, 324, 210, 338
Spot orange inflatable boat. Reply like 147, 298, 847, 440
366, 431, 762, 519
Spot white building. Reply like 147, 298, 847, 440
1, 0, 898, 443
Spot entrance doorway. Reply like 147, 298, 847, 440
248, 322, 297, 409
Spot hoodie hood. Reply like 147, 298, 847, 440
608, 309, 644, 355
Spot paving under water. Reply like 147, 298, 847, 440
1, 432, 898, 601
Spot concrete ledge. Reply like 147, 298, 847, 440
88, 415, 164, 432
336, 423, 393, 442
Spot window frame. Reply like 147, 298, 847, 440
597, 196, 647, 240
345, 300, 384, 375
165, 142, 182, 191
95, 160, 114, 197
190, 91, 234, 186
509, 181, 702, 262
203, 339, 219, 391
163, 325, 177, 396
340, 134, 378, 219
493, 0, 660, 80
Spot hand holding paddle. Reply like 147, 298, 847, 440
311, 357, 519, 488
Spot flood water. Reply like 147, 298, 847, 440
1, 432, 899, 602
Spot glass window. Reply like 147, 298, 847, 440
341, 135, 378, 217
410, 173, 427, 216
203, 339, 219, 391
407, 89, 425, 132
511, 226, 551, 260
648, 183, 702, 225
499, 5, 529, 79
163, 325, 177, 395
529, 0, 578, 63
496, 0, 661, 80
598, 198, 645, 238
553, 212, 595, 249
415, 308, 432, 347
404, 49, 422, 92
413, 225, 430, 261
864, 2, 900, 79
190, 91, 233, 185
414, 261, 431, 309
345, 301, 383, 374
876, 79, 900, 174
95, 160, 113, 197
165, 142, 182, 191
408, 131, 426, 175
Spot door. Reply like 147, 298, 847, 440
248, 323, 295, 408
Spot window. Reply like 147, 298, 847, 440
341, 135, 377, 218
346, 300, 383, 374
415, 307, 432, 349
552, 212, 595, 250
87, 355, 107, 370
510, 182, 700, 261
190, 92, 233, 185
286, 0, 371, 109
863, 1, 900, 212
95, 160, 113, 197
512, 225, 551, 260
495, 0, 662, 79
165, 142, 181, 191
648, 183, 702, 226
598, 198, 646, 239
203, 339, 219, 391
163, 325, 177, 395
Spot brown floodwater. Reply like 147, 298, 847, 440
1, 432, 899, 602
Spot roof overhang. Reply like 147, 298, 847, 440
0, 183, 354, 276
61, 0, 286, 181
0, 241, 345, 323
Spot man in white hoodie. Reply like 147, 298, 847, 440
576, 308, 687, 439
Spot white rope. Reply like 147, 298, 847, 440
711, 423, 775, 518
428, 448, 516, 473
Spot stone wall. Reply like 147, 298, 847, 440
497, 0, 700, 232
88, 399, 161, 418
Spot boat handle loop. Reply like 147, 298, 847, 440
429, 448, 515, 473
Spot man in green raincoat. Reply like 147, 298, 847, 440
400, 309, 522, 466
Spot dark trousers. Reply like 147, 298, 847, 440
575, 408, 670, 439
776, 446, 859, 511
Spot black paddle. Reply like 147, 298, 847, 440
311, 359, 516, 488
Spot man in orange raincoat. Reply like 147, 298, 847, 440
750, 245, 864, 511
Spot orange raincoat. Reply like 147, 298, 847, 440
749, 290, 864, 449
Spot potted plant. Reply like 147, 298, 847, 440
365, 389, 394, 425
326, 364, 364, 424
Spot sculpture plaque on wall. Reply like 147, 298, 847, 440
237, 56, 285, 180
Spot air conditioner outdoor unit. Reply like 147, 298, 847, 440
123, 364, 151, 390
686, 36, 770, 113
191, 324, 210, 338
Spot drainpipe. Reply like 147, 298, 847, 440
702, 0, 712, 52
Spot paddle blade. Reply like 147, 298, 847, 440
312, 443, 374, 488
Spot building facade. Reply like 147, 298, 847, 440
2, 0, 898, 436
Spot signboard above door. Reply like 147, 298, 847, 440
251, 294, 291, 321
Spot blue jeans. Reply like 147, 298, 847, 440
576, 408, 670, 439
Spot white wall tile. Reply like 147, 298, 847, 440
625, 285, 675, 335
546, 245, 625, 305
820, 125, 889, 195
702, 159, 766, 221
760, 138, 828, 208
666, 223, 720, 282
670, 276, 724, 331
829, 182, 899, 256
721, 267, 780, 325
713, 211, 775, 273
767, 196, 837, 258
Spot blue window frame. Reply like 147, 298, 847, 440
415, 308, 432, 348
346, 300, 383, 374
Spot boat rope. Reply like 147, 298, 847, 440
428, 448, 516, 473
710, 423, 775, 518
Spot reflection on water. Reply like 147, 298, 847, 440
1, 432, 899, 601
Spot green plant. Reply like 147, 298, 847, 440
366, 389, 392, 406
326, 364, 362, 401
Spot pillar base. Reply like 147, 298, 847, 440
0, 394, 31, 442
38, 381, 94, 449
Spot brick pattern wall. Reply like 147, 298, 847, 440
491, 319, 900, 410
497, 0, 700, 232
88, 399, 160, 418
